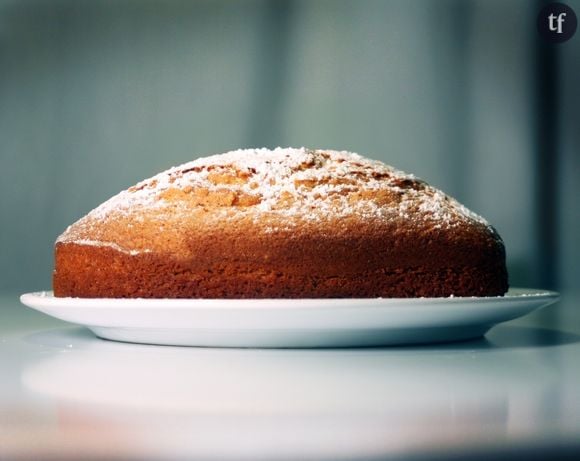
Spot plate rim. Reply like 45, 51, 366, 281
18, 288, 560, 347
20, 287, 560, 310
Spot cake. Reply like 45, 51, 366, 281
53, 148, 508, 298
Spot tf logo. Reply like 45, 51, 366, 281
537, 2, 577, 43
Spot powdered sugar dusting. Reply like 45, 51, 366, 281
57, 148, 491, 247
71, 239, 153, 256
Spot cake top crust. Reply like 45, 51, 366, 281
57, 148, 493, 254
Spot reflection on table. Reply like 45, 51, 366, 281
7, 324, 578, 460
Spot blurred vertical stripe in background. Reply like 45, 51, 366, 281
0, 1, 578, 304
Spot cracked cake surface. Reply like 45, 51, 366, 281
53, 147, 508, 298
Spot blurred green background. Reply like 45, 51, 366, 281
0, 1, 578, 303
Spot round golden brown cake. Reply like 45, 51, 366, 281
53, 148, 508, 298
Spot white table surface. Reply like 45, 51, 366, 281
1, 292, 579, 461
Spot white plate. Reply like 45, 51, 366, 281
20, 289, 558, 348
